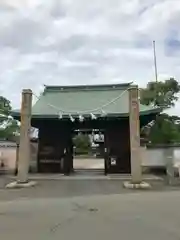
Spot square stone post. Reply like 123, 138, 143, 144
17, 89, 32, 183
164, 147, 175, 185
128, 86, 142, 184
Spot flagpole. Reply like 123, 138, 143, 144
153, 40, 158, 82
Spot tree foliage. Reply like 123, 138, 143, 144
140, 78, 180, 144
140, 78, 180, 108
0, 96, 11, 115
0, 96, 19, 141
147, 114, 180, 144
0, 119, 20, 140
73, 133, 91, 155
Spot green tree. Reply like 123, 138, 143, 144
140, 79, 180, 144
140, 78, 180, 108
147, 114, 180, 144
0, 96, 19, 141
0, 96, 11, 115
73, 133, 91, 155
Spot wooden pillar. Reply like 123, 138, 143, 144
17, 89, 32, 183
129, 86, 142, 183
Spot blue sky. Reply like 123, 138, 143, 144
0, 0, 180, 114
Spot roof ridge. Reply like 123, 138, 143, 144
44, 82, 133, 92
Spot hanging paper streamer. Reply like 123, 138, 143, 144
69, 115, 75, 122
101, 109, 107, 117
79, 115, 84, 122
90, 113, 97, 120
58, 112, 63, 119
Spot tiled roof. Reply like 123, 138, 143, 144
12, 83, 161, 118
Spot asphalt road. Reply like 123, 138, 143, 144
1, 191, 180, 240
0, 162, 180, 240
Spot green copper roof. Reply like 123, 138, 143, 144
12, 83, 161, 119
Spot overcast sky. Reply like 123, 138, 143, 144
0, 0, 180, 114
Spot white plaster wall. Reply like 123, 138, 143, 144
141, 146, 180, 167
0, 147, 16, 171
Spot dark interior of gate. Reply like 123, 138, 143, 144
37, 120, 72, 174
35, 118, 132, 175
104, 120, 131, 174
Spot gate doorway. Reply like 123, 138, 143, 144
36, 119, 132, 176
71, 129, 106, 176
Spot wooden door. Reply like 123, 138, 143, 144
104, 122, 131, 174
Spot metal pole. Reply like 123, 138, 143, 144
17, 89, 32, 183
153, 40, 158, 83
153, 41, 175, 184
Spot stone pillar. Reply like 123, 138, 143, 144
164, 147, 175, 185
128, 86, 142, 183
17, 89, 32, 183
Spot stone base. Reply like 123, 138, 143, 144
6, 181, 37, 189
123, 181, 151, 189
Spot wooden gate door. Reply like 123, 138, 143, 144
38, 126, 73, 173
63, 134, 73, 175
104, 123, 131, 174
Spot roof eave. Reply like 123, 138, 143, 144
44, 82, 133, 88
44, 82, 133, 92
11, 107, 161, 120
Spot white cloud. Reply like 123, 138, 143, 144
0, 0, 180, 115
